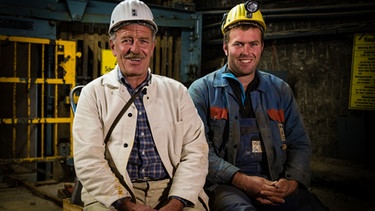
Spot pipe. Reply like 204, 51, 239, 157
200, 2, 375, 15
203, 5, 375, 30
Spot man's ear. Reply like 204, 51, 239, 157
223, 43, 228, 56
110, 40, 116, 56
150, 39, 156, 57
261, 41, 264, 52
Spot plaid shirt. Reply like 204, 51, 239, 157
119, 72, 168, 181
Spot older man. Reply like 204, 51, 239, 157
73, 0, 209, 210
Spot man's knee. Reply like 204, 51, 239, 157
208, 184, 256, 211
279, 188, 329, 211
84, 201, 110, 211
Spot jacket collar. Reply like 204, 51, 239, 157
102, 65, 152, 90
214, 63, 269, 93
101, 65, 122, 89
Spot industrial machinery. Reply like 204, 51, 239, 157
0, 0, 202, 184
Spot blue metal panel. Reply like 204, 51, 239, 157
0, 15, 56, 39
0, 0, 72, 21
0, 0, 197, 27
66, 0, 88, 22
179, 12, 202, 84
0, 0, 203, 83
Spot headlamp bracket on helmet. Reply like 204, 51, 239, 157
245, 1, 259, 18
222, 1, 259, 23
221, 13, 228, 31
245, 1, 259, 13
221, 0, 265, 34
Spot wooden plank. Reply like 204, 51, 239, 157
174, 36, 181, 81
63, 198, 83, 211
154, 36, 161, 75
161, 35, 168, 76
167, 36, 173, 78
82, 34, 89, 80
92, 33, 99, 78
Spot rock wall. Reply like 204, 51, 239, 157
260, 36, 353, 157
198, 0, 375, 165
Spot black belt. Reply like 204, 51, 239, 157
131, 177, 166, 183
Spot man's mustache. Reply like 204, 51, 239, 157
124, 52, 146, 59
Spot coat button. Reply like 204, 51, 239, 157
281, 144, 287, 150
128, 113, 132, 117
123, 143, 128, 148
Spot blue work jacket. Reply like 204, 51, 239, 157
188, 65, 312, 189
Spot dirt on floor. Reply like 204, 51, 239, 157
1, 157, 375, 211
310, 184, 374, 211
0, 183, 62, 211
0, 180, 374, 211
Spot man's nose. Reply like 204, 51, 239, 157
243, 44, 252, 53
130, 41, 140, 53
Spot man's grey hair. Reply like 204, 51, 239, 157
109, 21, 157, 42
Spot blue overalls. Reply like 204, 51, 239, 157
236, 117, 264, 176
224, 72, 265, 176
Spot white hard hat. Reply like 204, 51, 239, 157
108, 0, 158, 35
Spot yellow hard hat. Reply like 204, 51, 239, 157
221, 1, 266, 34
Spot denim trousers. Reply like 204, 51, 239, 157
208, 184, 329, 211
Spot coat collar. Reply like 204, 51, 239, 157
102, 65, 152, 90
213, 63, 270, 94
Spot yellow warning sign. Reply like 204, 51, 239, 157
349, 33, 375, 110
101, 49, 117, 75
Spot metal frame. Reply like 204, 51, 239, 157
0, 0, 202, 84
0, 36, 76, 166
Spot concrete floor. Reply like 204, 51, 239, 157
310, 184, 373, 211
0, 181, 374, 211
1, 158, 375, 211
0, 182, 62, 211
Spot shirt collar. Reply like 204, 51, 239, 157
118, 68, 151, 92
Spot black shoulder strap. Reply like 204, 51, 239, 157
104, 87, 144, 144
103, 87, 144, 202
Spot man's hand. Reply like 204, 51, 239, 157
117, 197, 157, 211
159, 198, 184, 211
231, 172, 297, 206
270, 178, 298, 196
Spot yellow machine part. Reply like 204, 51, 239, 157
0, 35, 76, 164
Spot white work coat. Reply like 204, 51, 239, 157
73, 66, 209, 208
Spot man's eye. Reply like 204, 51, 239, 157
123, 39, 132, 44
140, 39, 149, 44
